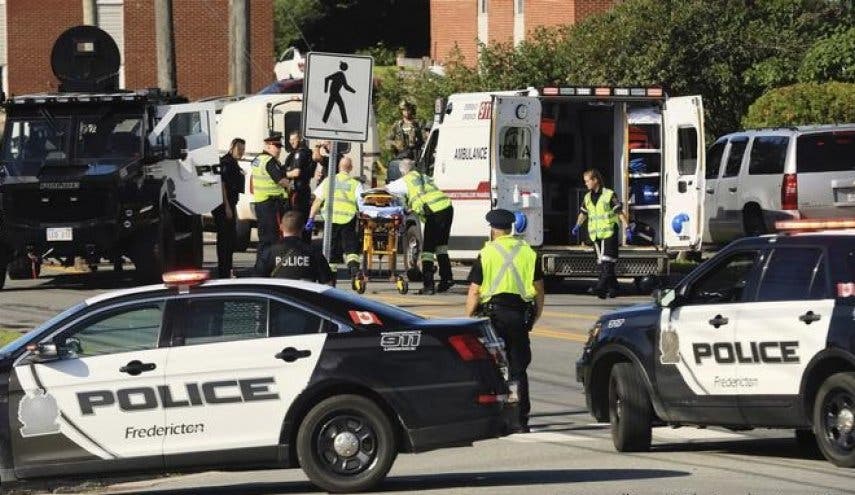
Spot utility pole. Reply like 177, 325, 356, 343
229, 0, 250, 95
82, 0, 97, 25
154, 0, 176, 92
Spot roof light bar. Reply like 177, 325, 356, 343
559, 87, 574, 95
575, 87, 592, 96
595, 87, 611, 96
614, 88, 630, 96
647, 87, 664, 97
542, 87, 559, 96
163, 269, 210, 287
775, 219, 855, 231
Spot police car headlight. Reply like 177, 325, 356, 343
587, 321, 602, 343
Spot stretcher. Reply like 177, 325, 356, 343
352, 190, 409, 294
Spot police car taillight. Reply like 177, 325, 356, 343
448, 334, 490, 361
775, 219, 855, 231
163, 270, 210, 288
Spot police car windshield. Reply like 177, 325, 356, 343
0, 303, 86, 358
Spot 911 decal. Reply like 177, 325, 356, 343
380, 331, 421, 351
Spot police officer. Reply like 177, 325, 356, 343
386, 100, 425, 159
254, 211, 333, 284
213, 137, 246, 278
306, 156, 363, 284
465, 209, 544, 432
251, 132, 290, 263
386, 159, 454, 294
571, 168, 631, 299
284, 130, 314, 242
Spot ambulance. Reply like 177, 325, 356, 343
418, 87, 706, 288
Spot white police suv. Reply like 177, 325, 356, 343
0, 271, 515, 493
577, 219, 855, 467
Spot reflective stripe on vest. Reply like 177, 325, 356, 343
251, 153, 285, 202
403, 171, 451, 217
319, 172, 358, 224
584, 188, 618, 240
478, 235, 537, 303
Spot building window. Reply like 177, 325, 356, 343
516, 0, 524, 14
480, 0, 488, 14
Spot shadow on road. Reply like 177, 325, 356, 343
653, 436, 825, 461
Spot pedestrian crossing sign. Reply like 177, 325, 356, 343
302, 52, 374, 142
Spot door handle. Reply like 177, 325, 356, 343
706, 189, 715, 194
799, 311, 821, 325
120, 360, 157, 376
678, 181, 687, 193
728, 186, 738, 193
708, 315, 729, 328
275, 347, 312, 363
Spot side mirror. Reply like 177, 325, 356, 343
656, 288, 678, 308
26, 342, 60, 363
169, 137, 188, 161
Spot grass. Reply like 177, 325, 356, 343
0, 329, 21, 347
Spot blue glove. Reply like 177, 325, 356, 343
571, 224, 581, 237
304, 218, 315, 232
625, 227, 634, 243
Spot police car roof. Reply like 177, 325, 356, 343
726, 231, 855, 250
84, 278, 329, 306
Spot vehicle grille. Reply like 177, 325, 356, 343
548, 254, 664, 277
4, 189, 113, 224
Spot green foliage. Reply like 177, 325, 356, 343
273, 0, 322, 55
742, 82, 855, 128
0, 330, 19, 347
357, 42, 401, 67
798, 27, 855, 83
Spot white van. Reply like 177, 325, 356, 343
214, 93, 380, 249
704, 124, 855, 245
419, 86, 705, 286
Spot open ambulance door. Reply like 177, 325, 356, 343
148, 102, 222, 215
491, 96, 543, 246
662, 96, 705, 250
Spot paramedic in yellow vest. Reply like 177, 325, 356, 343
571, 168, 632, 299
465, 209, 545, 433
252, 132, 290, 264
386, 159, 454, 294
306, 156, 364, 282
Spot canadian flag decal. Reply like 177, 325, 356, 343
348, 311, 383, 326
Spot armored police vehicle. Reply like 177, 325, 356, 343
577, 218, 855, 467
0, 26, 222, 287
0, 270, 515, 493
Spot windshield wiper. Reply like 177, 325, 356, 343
38, 107, 64, 136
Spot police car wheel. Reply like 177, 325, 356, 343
795, 429, 822, 459
297, 394, 398, 493
608, 363, 652, 452
814, 372, 855, 467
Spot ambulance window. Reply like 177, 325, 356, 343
705, 141, 726, 180
723, 137, 748, 178
686, 251, 758, 305
498, 126, 532, 175
269, 300, 324, 336
282, 111, 302, 137
757, 248, 827, 301
64, 303, 164, 357
677, 127, 698, 175
176, 297, 268, 346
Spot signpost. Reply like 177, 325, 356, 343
302, 52, 374, 259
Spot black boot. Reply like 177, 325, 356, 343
604, 261, 618, 298
593, 263, 607, 298
436, 253, 454, 292
422, 260, 436, 295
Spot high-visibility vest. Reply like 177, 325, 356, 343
317, 172, 359, 224
584, 188, 619, 240
251, 153, 286, 202
478, 235, 537, 304
403, 171, 451, 218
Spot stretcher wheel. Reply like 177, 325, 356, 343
352, 271, 367, 294
396, 275, 409, 295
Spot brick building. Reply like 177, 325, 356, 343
430, 0, 617, 64
0, 0, 274, 100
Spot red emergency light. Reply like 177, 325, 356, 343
775, 219, 855, 231
163, 270, 210, 287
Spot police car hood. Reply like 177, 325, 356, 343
599, 302, 660, 326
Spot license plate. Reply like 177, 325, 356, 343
46, 227, 73, 242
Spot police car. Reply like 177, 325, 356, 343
577, 219, 855, 468
0, 271, 514, 493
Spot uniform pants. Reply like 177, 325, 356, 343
255, 197, 287, 266
486, 303, 533, 426
592, 227, 619, 293
331, 216, 359, 276
422, 206, 454, 284
212, 203, 236, 278
291, 188, 312, 243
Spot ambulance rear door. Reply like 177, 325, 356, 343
491, 96, 543, 246
662, 95, 705, 250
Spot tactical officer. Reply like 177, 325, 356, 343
254, 211, 333, 284
213, 137, 246, 278
386, 100, 425, 159
571, 168, 631, 298
251, 132, 290, 263
466, 209, 544, 432
386, 159, 454, 294
306, 156, 364, 283
284, 130, 314, 242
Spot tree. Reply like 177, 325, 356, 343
273, 0, 322, 55
798, 27, 855, 83
742, 82, 855, 128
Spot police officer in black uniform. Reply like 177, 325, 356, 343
465, 209, 545, 432
254, 210, 334, 284
283, 130, 314, 242
213, 137, 245, 278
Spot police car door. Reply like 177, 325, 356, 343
492, 96, 543, 246
161, 294, 326, 464
662, 96, 705, 250
736, 246, 834, 410
10, 302, 169, 476
148, 102, 222, 215
658, 250, 760, 416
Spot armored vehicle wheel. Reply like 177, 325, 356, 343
814, 372, 855, 467
175, 214, 203, 269
296, 394, 397, 493
7, 256, 39, 280
132, 207, 176, 283
609, 362, 652, 452
235, 219, 252, 252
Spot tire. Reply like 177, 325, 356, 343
813, 372, 855, 467
235, 220, 252, 252
132, 207, 176, 283
743, 206, 767, 237
296, 394, 398, 493
174, 214, 203, 269
795, 428, 822, 459
608, 362, 652, 452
